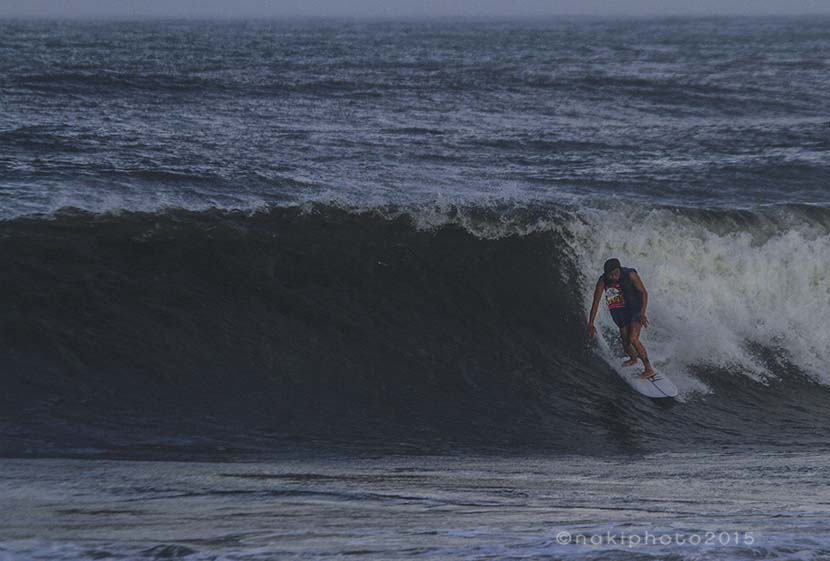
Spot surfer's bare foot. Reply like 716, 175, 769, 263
622, 358, 639, 367
639, 367, 656, 379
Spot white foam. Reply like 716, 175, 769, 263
0, 182, 275, 220
567, 203, 830, 389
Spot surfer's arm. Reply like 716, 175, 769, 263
630, 272, 649, 327
630, 272, 648, 313
587, 279, 604, 336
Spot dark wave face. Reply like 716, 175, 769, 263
2, 205, 829, 458
1, 18, 830, 219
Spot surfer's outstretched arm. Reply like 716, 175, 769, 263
587, 278, 604, 337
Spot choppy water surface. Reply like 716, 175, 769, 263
2, 17, 829, 215
2, 451, 829, 560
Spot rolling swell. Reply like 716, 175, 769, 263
1, 205, 829, 458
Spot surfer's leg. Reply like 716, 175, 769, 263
619, 326, 639, 366
628, 322, 654, 378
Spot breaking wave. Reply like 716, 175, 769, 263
1, 201, 829, 458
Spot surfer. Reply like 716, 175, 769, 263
587, 258, 655, 379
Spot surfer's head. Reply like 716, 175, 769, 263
603, 258, 621, 281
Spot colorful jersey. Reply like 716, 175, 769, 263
604, 280, 626, 309
599, 267, 642, 311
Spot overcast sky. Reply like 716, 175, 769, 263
2, 0, 829, 18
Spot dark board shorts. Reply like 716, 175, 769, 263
610, 307, 643, 328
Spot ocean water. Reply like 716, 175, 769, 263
2, 452, 830, 560
1, 16, 829, 560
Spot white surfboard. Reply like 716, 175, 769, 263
618, 361, 678, 398
594, 332, 678, 398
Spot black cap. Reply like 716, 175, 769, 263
603, 258, 621, 275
